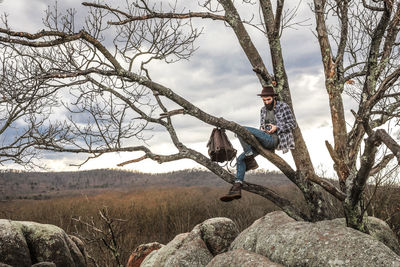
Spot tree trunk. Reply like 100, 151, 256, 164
343, 198, 369, 234
259, 0, 330, 221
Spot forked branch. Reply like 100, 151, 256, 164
81, 2, 226, 25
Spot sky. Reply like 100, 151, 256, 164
0, 0, 360, 177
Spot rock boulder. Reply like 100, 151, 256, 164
190, 217, 240, 256
0, 219, 87, 267
126, 242, 163, 267
329, 216, 400, 255
0, 219, 31, 267
206, 249, 284, 267
231, 211, 400, 267
141, 217, 239, 267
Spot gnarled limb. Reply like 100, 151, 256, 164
314, 0, 349, 152
375, 129, 400, 163
370, 153, 395, 176
218, 0, 272, 86
82, 2, 227, 25
325, 140, 349, 190
344, 130, 379, 233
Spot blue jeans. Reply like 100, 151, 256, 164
236, 126, 278, 182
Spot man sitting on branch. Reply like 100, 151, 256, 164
220, 86, 297, 202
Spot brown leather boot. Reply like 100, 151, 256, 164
220, 182, 242, 202
244, 156, 258, 171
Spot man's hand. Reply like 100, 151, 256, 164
265, 124, 277, 134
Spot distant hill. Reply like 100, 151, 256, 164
0, 168, 290, 200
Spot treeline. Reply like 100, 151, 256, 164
0, 168, 289, 200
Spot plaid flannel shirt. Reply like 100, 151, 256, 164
260, 101, 297, 153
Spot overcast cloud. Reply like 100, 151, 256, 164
1, 0, 342, 177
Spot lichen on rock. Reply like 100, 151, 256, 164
231, 211, 400, 267
141, 217, 240, 267
0, 220, 87, 267
206, 249, 284, 267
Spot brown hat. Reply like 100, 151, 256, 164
257, 86, 278, 97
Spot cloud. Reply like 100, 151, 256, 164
1, 0, 47, 31
290, 71, 331, 129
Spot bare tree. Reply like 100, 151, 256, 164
1, 0, 400, 232
73, 207, 127, 267
0, 37, 58, 168
313, 0, 400, 231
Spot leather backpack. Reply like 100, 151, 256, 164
207, 128, 237, 163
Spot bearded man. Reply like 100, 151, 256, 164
220, 86, 297, 202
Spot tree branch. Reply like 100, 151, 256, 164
82, 2, 227, 25
335, 0, 349, 66
274, 0, 284, 35
368, 67, 400, 108
117, 151, 185, 166
325, 140, 348, 190
375, 129, 400, 164
309, 173, 346, 201
349, 132, 380, 206
314, 0, 349, 182
0, 28, 122, 70
117, 155, 148, 166
218, 0, 272, 86
159, 108, 186, 119
370, 153, 395, 176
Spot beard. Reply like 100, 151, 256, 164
264, 100, 275, 111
